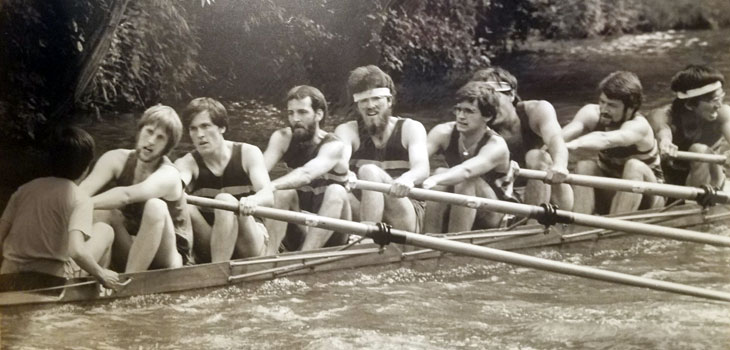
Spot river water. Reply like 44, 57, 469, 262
2, 29, 730, 349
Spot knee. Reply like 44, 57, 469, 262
93, 222, 115, 246
453, 177, 477, 194
525, 149, 551, 170
433, 167, 449, 175
575, 160, 598, 175
214, 192, 236, 203
274, 189, 297, 207
622, 159, 647, 175
323, 184, 348, 201
358, 164, 382, 180
142, 198, 167, 219
688, 143, 710, 154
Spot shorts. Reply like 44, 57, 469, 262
0, 271, 66, 292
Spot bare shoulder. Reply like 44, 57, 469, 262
402, 117, 427, 133
429, 121, 455, 138
717, 104, 730, 123
239, 142, 264, 155
647, 104, 671, 121
174, 152, 196, 167
522, 99, 556, 114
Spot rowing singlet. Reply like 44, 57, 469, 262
443, 124, 520, 203
117, 152, 193, 262
188, 143, 254, 223
281, 132, 349, 213
350, 117, 411, 178
596, 117, 663, 180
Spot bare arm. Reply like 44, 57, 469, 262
262, 128, 290, 172
0, 192, 17, 262
561, 104, 601, 142
647, 105, 676, 155
529, 101, 569, 171
174, 153, 198, 188
271, 140, 345, 191
718, 105, 730, 145
424, 136, 509, 188
79, 150, 125, 196
567, 117, 650, 152
91, 165, 181, 209
397, 119, 430, 186
334, 121, 358, 165
426, 122, 453, 158
241, 144, 274, 208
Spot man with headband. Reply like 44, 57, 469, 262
470, 67, 572, 211
562, 71, 664, 214
335, 65, 429, 232
423, 81, 520, 233
262, 85, 351, 252
648, 64, 730, 190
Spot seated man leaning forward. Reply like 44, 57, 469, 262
174, 97, 272, 263
80, 105, 193, 273
263, 85, 351, 252
563, 71, 665, 215
648, 64, 730, 189
0, 126, 121, 292
471, 67, 571, 210
335, 65, 429, 232
423, 81, 520, 233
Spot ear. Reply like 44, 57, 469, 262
386, 96, 393, 108
220, 126, 227, 134
315, 109, 324, 123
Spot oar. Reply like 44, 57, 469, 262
516, 168, 730, 204
672, 151, 726, 165
186, 195, 730, 302
351, 180, 730, 248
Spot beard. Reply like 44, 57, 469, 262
291, 123, 316, 142
364, 112, 389, 136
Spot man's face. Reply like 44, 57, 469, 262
356, 93, 392, 136
287, 97, 321, 142
453, 99, 485, 134
692, 88, 725, 122
188, 111, 225, 154
598, 93, 628, 127
136, 124, 169, 162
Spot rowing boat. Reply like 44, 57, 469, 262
2, 198, 729, 307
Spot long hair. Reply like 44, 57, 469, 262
137, 104, 183, 155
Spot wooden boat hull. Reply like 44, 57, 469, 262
2, 202, 729, 307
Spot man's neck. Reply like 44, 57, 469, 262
200, 140, 232, 169
368, 116, 396, 146
460, 126, 488, 151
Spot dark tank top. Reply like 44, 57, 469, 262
350, 117, 411, 178
116, 152, 192, 249
443, 124, 520, 203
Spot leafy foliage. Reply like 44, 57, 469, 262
81, 0, 209, 111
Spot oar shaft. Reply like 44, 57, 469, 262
186, 195, 730, 302
674, 151, 726, 164
353, 180, 730, 247
517, 168, 730, 204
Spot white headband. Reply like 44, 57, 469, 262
676, 81, 722, 99
353, 88, 392, 103
484, 81, 512, 92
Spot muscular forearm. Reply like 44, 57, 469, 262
271, 168, 315, 191
568, 133, 611, 152
91, 187, 133, 210
396, 167, 429, 186
547, 140, 569, 170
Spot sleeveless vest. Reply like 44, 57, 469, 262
443, 124, 520, 203
350, 117, 411, 178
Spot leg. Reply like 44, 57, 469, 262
423, 168, 450, 233
210, 193, 242, 262
126, 199, 182, 272
100, 209, 133, 271
232, 213, 268, 259
449, 177, 502, 232
85, 222, 115, 268
610, 159, 661, 214
263, 189, 299, 255
524, 149, 552, 206
301, 184, 351, 250
572, 159, 604, 214
188, 204, 212, 263
686, 143, 725, 188
357, 164, 392, 223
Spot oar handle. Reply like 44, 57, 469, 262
672, 151, 726, 165
185, 194, 730, 303
516, 168, 730, 204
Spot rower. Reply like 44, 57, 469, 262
423, 81, 520, 233
262, 85, 351, 252
80, 105, 193, 273
470, 67, 572, 211
648, 64, 730, 190
0, 127, 121, 291
174, 98, 273, 263
335, 65, 429, 232
563, 71, 665, 215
